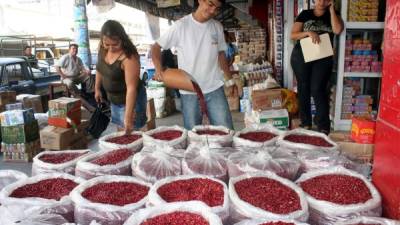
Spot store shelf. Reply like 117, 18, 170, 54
346, 22, 385, 29
344, 72, 382, 78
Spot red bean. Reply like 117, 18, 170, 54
234, 177, 301, 214
196, 129, 228, 135
10, 178, 78, 200
81, 182, 149, 206
260, 222, 295, 225
157, 178, 224, 207
299, 174, 372, 205
106, 134, 141, 145
91, 149, 133, 166
140, 211, 209, 225
39, 152, 87, 164
284, 134, 333, 147
151, 130, 183, 141
239, 131, 277, 142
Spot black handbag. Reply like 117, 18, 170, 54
86, 103, 110, 139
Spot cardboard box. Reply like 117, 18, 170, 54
245, 109, 289, 130
1, 139, 41, 153
1, 120, 39, 144
5, 103, 23, 111
40, 121, 87, 150
146, 98, 156, 120
17, 94, 43, 113
251, 88, 283, 111
0, 91, 16, 105
2, 139, 41, 162
329, 131, 374, 163
351, 117, 376, 144
48, 97, 81, 128
227, 96, 240, 111
0, 109, 35, 126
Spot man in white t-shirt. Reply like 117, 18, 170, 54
151, 0, 236, 130
56, 44, 92, 95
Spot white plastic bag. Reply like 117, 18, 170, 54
188, 125, 235, 147
277, 128, 338, 152
334, 216, 400, 225
0, 173, 84, 222
148, 175, 229, 221
131, 145, 182, 183
0, 205, 69, 225
296, 166, 382, 225
182, 143, 228, 182
75, 148, 135, 179
233, 125, 282, 148
0, 170, 28, 191
234, 218, 310, 225
123, 201, 222, 225
229, 172, 309, 223
32, 150, 92, 176
98, 131, 143, 152
70, 175, 151, 225
227, 147, 301, 180
143, 125, 188, 149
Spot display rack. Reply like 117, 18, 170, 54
332, 0, 385, 131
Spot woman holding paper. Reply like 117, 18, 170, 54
290, 0, 343, 134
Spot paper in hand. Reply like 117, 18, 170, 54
300, 33, 334, 63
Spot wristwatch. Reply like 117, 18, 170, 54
225, 79, 235, 87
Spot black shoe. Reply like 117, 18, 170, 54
299, 124, 312, 130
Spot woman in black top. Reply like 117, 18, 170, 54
290, 0, 343, 134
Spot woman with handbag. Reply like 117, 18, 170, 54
95, 20, 147, 134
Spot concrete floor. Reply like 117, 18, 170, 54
0, 111, 245, 176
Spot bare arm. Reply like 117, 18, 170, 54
56, 66, 66, 79
329, 3, 344, 34
94, 70, 103, 103
291, 22, 309, 41
122, 56, 140, 133
218, 51, 232, 81
151, 43, 163, 81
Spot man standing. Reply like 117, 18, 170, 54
56, 44, 92, 95
151, 0, 237, 130
23, 46, 38, 68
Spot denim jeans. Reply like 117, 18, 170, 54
180, 86, 234, 130
110, 85, 147, 130
291, 45, 333, 131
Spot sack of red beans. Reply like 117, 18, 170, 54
75, 148, 135, 179
229, 172, 309, 224
143, 125, 188, 149
71, 175, 151, 225
0, 205, 69, 225
99, 131, 143, 152
296, 149, 371, 177
182, 143, 229, 182
0, 170, 27, 192
227, 147, 301, 180
277, 129, 338, 153
234, 218, 310, 225
188, 125, 235, 147
131, 145, 183, 183
32, 150, 92, 176
233, 125, 282, 148
123, 201, 223, 225
296, 166, 382, 225
334, 216, 400, 225
0, 173, 84, 222
148, 175, 229, 222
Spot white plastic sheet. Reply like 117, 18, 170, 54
98, 131, 143, 152
182, 143, 228, 182
227, 147, 301, 180
229, 172, 309, 223
0, 205, 69, 225
75, 148, 135, 179
131, 145, 182, 183
71, 175, 151, 225
0, 173, 84, 222
334, 216, 400, 225
123, 201, 222, 225
148, 175, 229, 221
296, 166, 382, 225
143, 125, 187, 149
32, 150, 92, 176
188, 125, 235, 147
0, 170, 28, 191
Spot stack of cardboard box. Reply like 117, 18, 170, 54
0, 91, 17, 112
16, 94, 44, 113
0, 109, 41, 162
40, 97, 87, 150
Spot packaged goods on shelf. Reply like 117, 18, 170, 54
344, 39, 382, 73
348, 0, 379, 22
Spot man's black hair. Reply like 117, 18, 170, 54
69, 43, 78, 49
